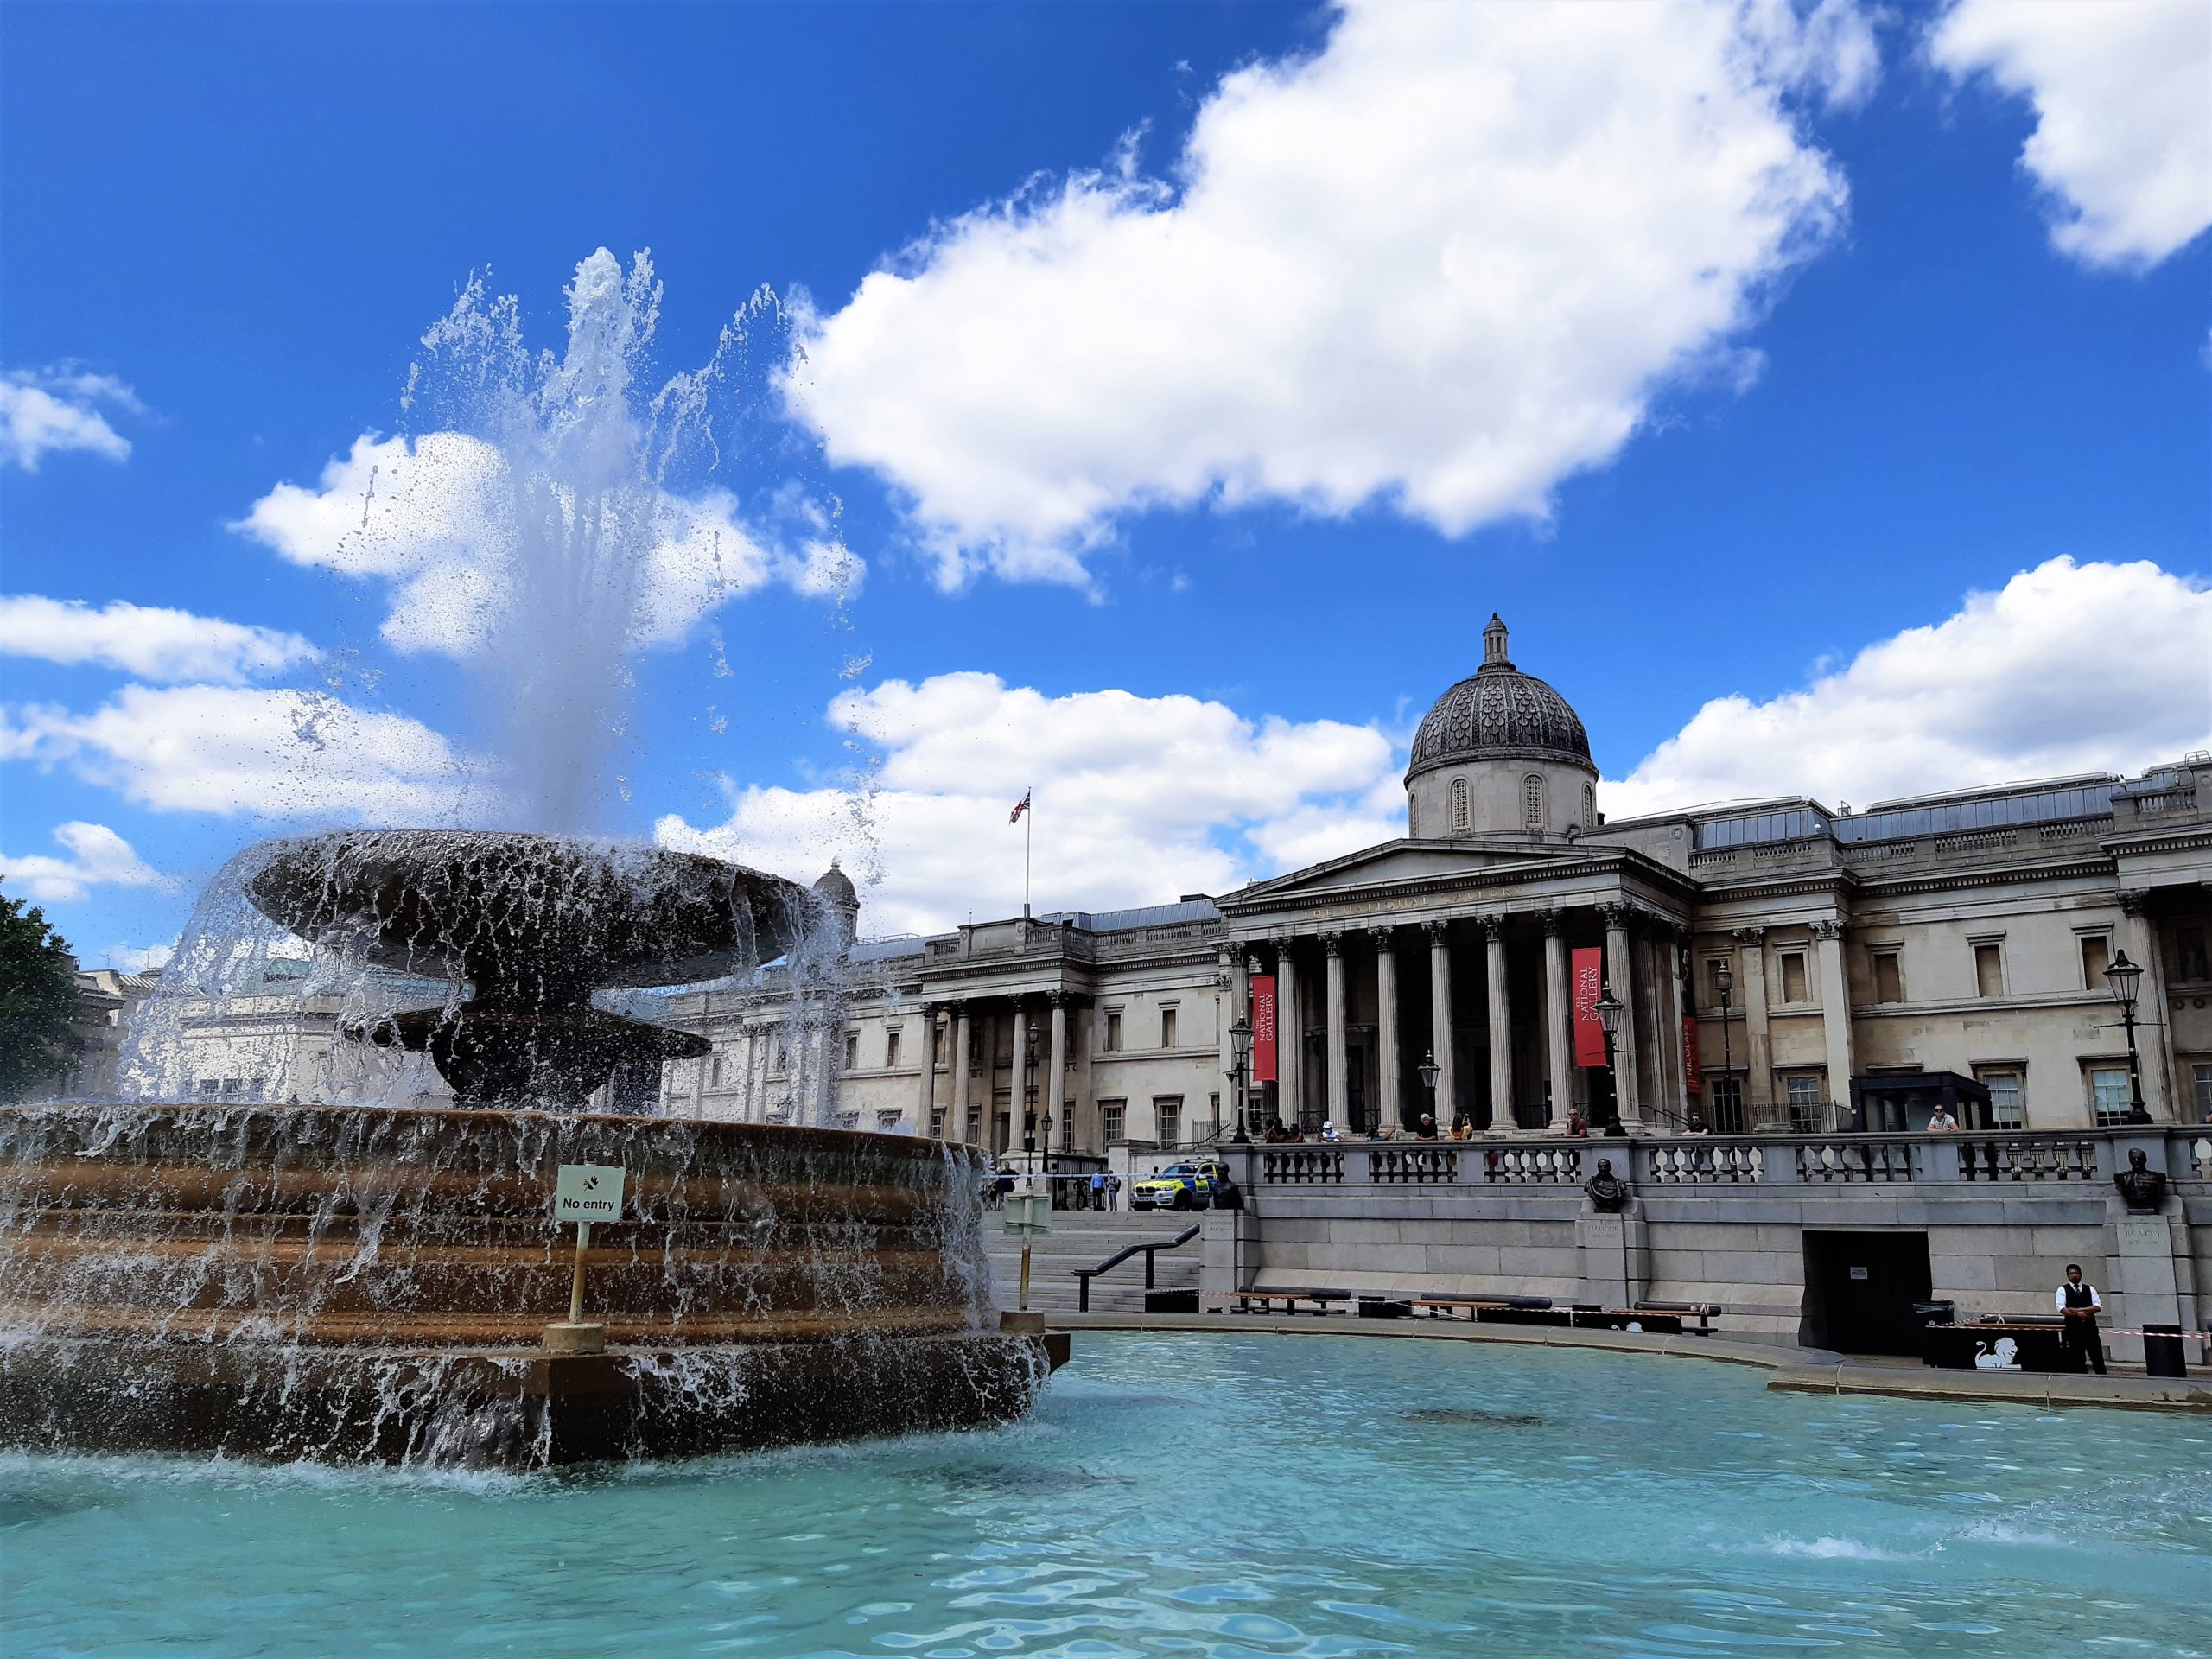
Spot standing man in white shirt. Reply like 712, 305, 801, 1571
2056, 1264, 2107, 1376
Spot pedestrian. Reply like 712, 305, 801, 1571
1089, 1170, 1106, 1211
1416, 1113, 1438, 1140
1566, 1108, 1589, 1140
2056, 1263, 2107, 1376
1106, 1172, 1121, 1212
1926, 1105, 1960, 1132
1319, 1120, 1342, 1143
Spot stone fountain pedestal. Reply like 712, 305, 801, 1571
0, 1102, 1058, 1467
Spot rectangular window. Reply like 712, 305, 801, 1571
2080, 934, 2111, 989
929, 1109, 945, 1138
932, 1025, 946, 1065
965, 1110, 982, 1146
1208, 1092, 1221, 1140
774, 1038, 790, 1075
1784, 1074, 1821, 1132
1160, 1007, 1179, 1048
1974, 943, 2005, 999
1872, 950, 1902, 1005
1100, 1099, 1126, 1143
1979, 1070, 2024, 1129
2194, 1062, 2212, 1121
844, 1032, 860, 1071
2176, 926, 2209, 982
710, 1056, 724, 1087
1780, 951, 1808, 1005
196, 1077, 221, 1099
1104, 1010, 1123, 1052
1060, 1104, 1074, 1148
1154, 1096, 1183, 1147
1708, 1077, 1744, 1135
875, 1110, 902, 1131
2088, 1065, 2132, 1125
886, 1029, 901, 1069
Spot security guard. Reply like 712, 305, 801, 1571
2056, 1264, 2107, 1376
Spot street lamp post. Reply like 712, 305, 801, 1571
1713, 957, 1734, 1133
2104, 949, 2152, 1125
1594, 988, 1627, 1136
1418, 1049, 1440, 1135
1229, 1015, 1253, 1143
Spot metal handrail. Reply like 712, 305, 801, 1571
1073, 1223, 1201, 1313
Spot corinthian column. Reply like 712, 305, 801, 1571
1543, 912, 1571, 1128
916, 1004, 937, 1132
1482, 915, 1512, 1130
951, 1001, 973, 1143
1427, 920, 1457, 1127
1046, 991, 1069, 1141
1810, 919, 1853, 1130
1323, 931, 1348, 1133
1601, 904, 1640, 1124
1371, 927, 1400, 1135
1276, 942, 1301, 1130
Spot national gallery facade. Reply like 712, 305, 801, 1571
660, 618, 2212, 1153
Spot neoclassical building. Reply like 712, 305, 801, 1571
661, 618, 2212, 1151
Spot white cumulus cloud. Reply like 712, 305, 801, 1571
232, 432, 859, 658
3, 684, 488, 823
0, 821, 166, 904
656, 672, 1400, 935
1606, 557, 2212, 817
0, 595, 314, 684
0, 367, 143, 471
1930, 0, 2212, 270
787, 0, 1871, 585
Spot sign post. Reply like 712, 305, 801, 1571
547, 1163, 626, 1354
1003, 1191, 1051, 1312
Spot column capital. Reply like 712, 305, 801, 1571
2119, 887, 2153, 918
1366, 924, 1394, 950
1732, 925, 1766, 945
1598, 901, 1633, 931
1320, 930, 1343, 957
1540, 908, 1564, 937
1809, 918, 1844, 942
1423, 918, 1451, 945
1046, 988, 1066, 1007
1478, 912, 1508, 940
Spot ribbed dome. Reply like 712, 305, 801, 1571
1407, 616, 1591, 776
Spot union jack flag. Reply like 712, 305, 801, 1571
1008, 790, 1031, 824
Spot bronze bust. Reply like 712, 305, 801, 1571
1584, 1156, 1630, 1212
2113, 1147, 2168, 1214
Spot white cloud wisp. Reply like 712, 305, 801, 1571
656, 672, 1401, 935
1606, 556, 2212, 817
0, 367, 143, 471
1931, 0, 2212, 270
0, 595, 314, 684
233, 431, 860, 659
0, 821, 166, 904
788, 0, 1872, 584
3, 684, 486, 823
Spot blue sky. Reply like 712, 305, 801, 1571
3, 0, 2208, 960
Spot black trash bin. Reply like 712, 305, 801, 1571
2142, 1322, 2187, 1379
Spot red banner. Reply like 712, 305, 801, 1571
1682, 1014, 1701, 1099
1571, 947, 1606, 1067
1250, 975, 1278, 1083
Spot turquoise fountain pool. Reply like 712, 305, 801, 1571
6, 1332, 2207, 1656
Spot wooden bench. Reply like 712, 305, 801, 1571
1235, 1287, 1355, 1315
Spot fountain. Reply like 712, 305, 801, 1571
0, 252, 1061, 1467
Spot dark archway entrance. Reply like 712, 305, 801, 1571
1801, 1230, 1933, 1356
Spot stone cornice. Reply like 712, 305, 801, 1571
2102, 825, 2212, 858
1853, 855, 2117, 899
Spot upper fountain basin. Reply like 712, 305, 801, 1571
246, 830, 810, 994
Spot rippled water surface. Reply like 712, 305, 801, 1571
7, 1333, 2209, 1656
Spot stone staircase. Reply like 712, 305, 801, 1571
982, 1208, 1204, 1313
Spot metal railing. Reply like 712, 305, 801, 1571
1074, 1223, 1202, 1313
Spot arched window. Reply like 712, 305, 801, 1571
1582, 783, 1596, 829
1450, 777, 1470, 833
1523, 773, 1545, 829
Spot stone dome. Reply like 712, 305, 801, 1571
1406, 615, 1591, 778
812, 861, 859, 910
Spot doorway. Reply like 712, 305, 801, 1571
1801, 1230, 1933, 1356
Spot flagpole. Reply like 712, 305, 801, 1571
1024, 785, 1033, 918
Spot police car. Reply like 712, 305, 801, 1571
1128, 1159, 1241, 1211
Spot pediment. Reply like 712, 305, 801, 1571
1224, 836, 1586, 907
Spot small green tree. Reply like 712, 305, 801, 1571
0, 887, 83, 1102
